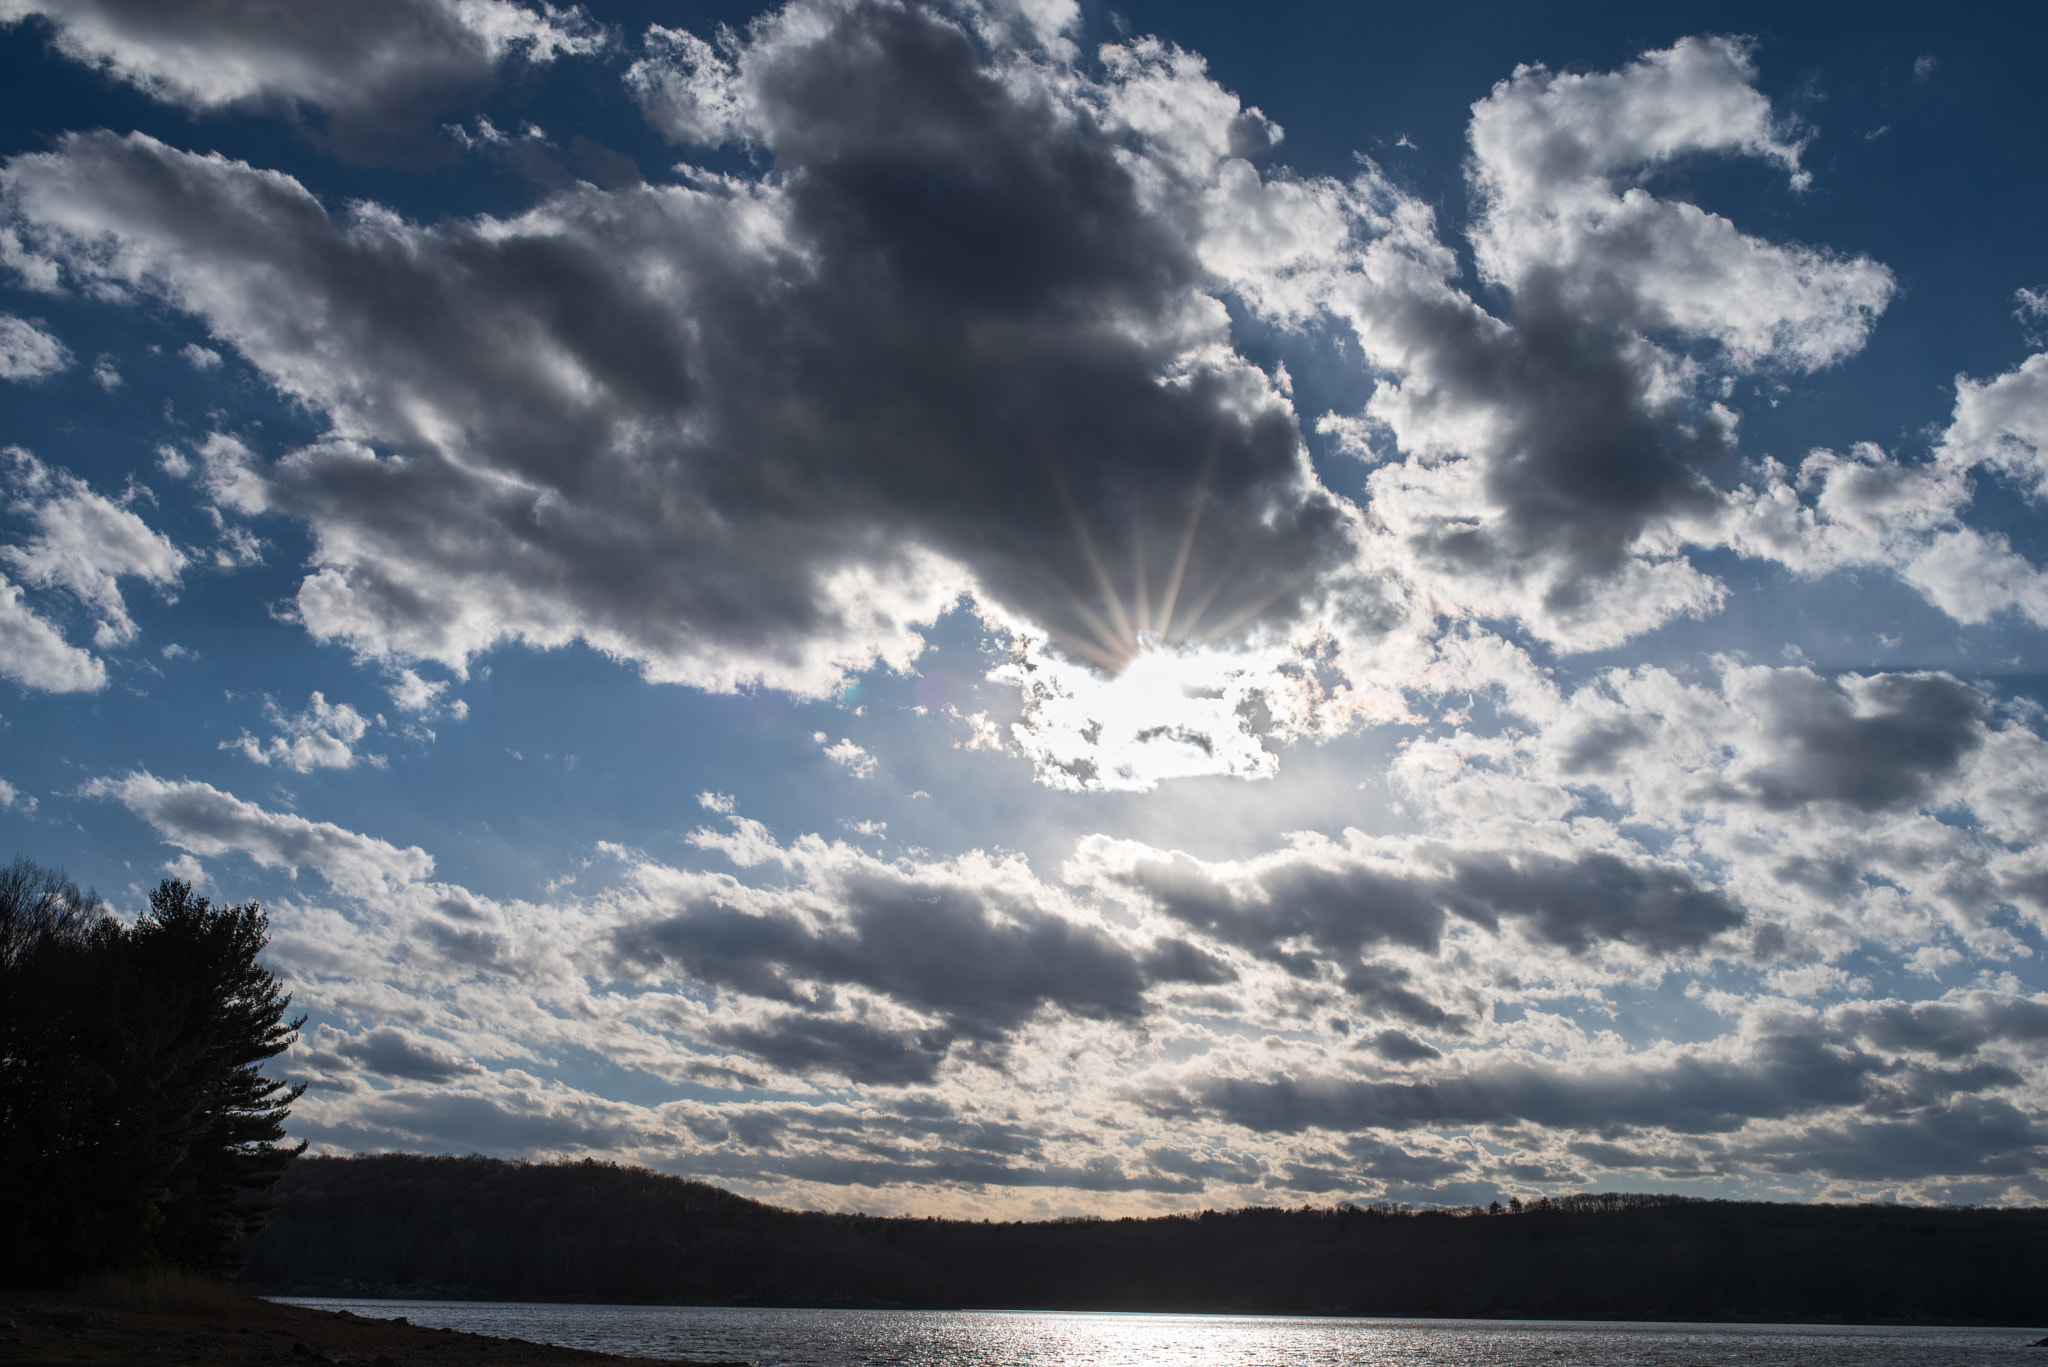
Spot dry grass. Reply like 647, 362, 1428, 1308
71, 1266, 260, 1316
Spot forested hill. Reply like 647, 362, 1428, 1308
237, 1154, 2048, 1325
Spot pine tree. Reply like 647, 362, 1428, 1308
0, 860, 305, 1283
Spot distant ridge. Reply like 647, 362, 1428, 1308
238, 1154, 2048, 1325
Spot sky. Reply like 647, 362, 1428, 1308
2, 0, 2046, 1217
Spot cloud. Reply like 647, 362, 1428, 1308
1177, 990, 2047, 1157
1315, 38, 1890, 648
4, 12, 1968, 807
385, 668, 445, 712
2, 449, 185, 647
1080, 831, 1744, 998
1720, 670, 1985, 813
86, 770, 433, 900
818, 734, 876, 778
0, 311, 68, 378
1940, 352, 2048, 497
223, 690, 385, 772
0, 572, 102, 691
0, 2, 1354, 705
2, 0, 600, 142
74, 767, 2048, 1205
611, 830, 1213, 1082
318, 1025, 485, 1083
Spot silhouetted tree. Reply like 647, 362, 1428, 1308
0, 860, 305, 1283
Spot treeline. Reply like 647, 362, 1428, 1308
0, 859, 305, 1284
239, 1154, 2048, 1324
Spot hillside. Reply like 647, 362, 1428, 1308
235, 1154, 2048, 1324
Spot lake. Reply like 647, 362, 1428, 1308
274, 1300, 2047, 1365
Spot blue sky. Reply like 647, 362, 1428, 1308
2, 0, 2046, 1216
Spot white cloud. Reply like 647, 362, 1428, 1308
0, 572, 102, 691
2, 449, 185, 647
85, 774, 2048, 1208
223, 690, 384, 772
0, 775, 35, 812
1939, 351, 2048, 496
0, 311, 68, 379
85, 770, 433, 900
385, 667, 446, 712
179, 341, 221, 370
820, 736, 876, 778
1, 0, 601, 131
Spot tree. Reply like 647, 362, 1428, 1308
135, 879, 308, 1273
0, 860, 305, 1283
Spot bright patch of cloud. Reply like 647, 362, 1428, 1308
223, 691, 384, 772
1, 0, 601, 135
0, 311, 68, 378
2, 449, 183, 648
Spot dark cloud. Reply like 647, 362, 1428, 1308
706, 1013, 952, 1086
1106, 845, 1741, 998
1330, 37, 1892, 645
1834, 993, 2048, 1061
1736, 1098, 2048, 1182
1385, 284, 1733, 614
308, 1085, 654, 1156
1341, 962, 1452, 1028
333, 1027, 482, 1083
1437, 850, 1743, 954
3, 0, 1350, 693
611, 859, 1206, 1080
1556, 718, 1648, 776
1733, 671, 1987, 812
1369, 1029, 1442, 1063
1113, 851, 1447, 973
1181, 1016, 1877, 1136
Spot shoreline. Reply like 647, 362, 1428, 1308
0, 1283, 748, 1367
264, 1293, 2047, 1331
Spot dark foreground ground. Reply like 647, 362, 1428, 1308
0, 1279, 746, 1367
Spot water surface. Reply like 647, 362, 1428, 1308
277, 1299, 2045, 1365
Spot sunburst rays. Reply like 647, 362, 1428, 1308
1033, 441, 1312, 675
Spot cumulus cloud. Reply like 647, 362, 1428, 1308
305, 1024, 485, 1083
0, 1, 1354, 705
2, 449, 184, 647
1175, 990, 2047, 1173
4, 9, 1975, 784
0, 311, 68, 379
223, 690, 385, 772
1, 0, 600, 142
613, 822, 1222, 1083
86, 770, 433, 900
1077, 830, 1744, 1022
817, 734, 877, 778
1307, 38, 1891, 648
80, 767, 2048, 1204
1370, 644, 2048, 964
0, 571, 102, 691
12, 14, 2047, 1207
